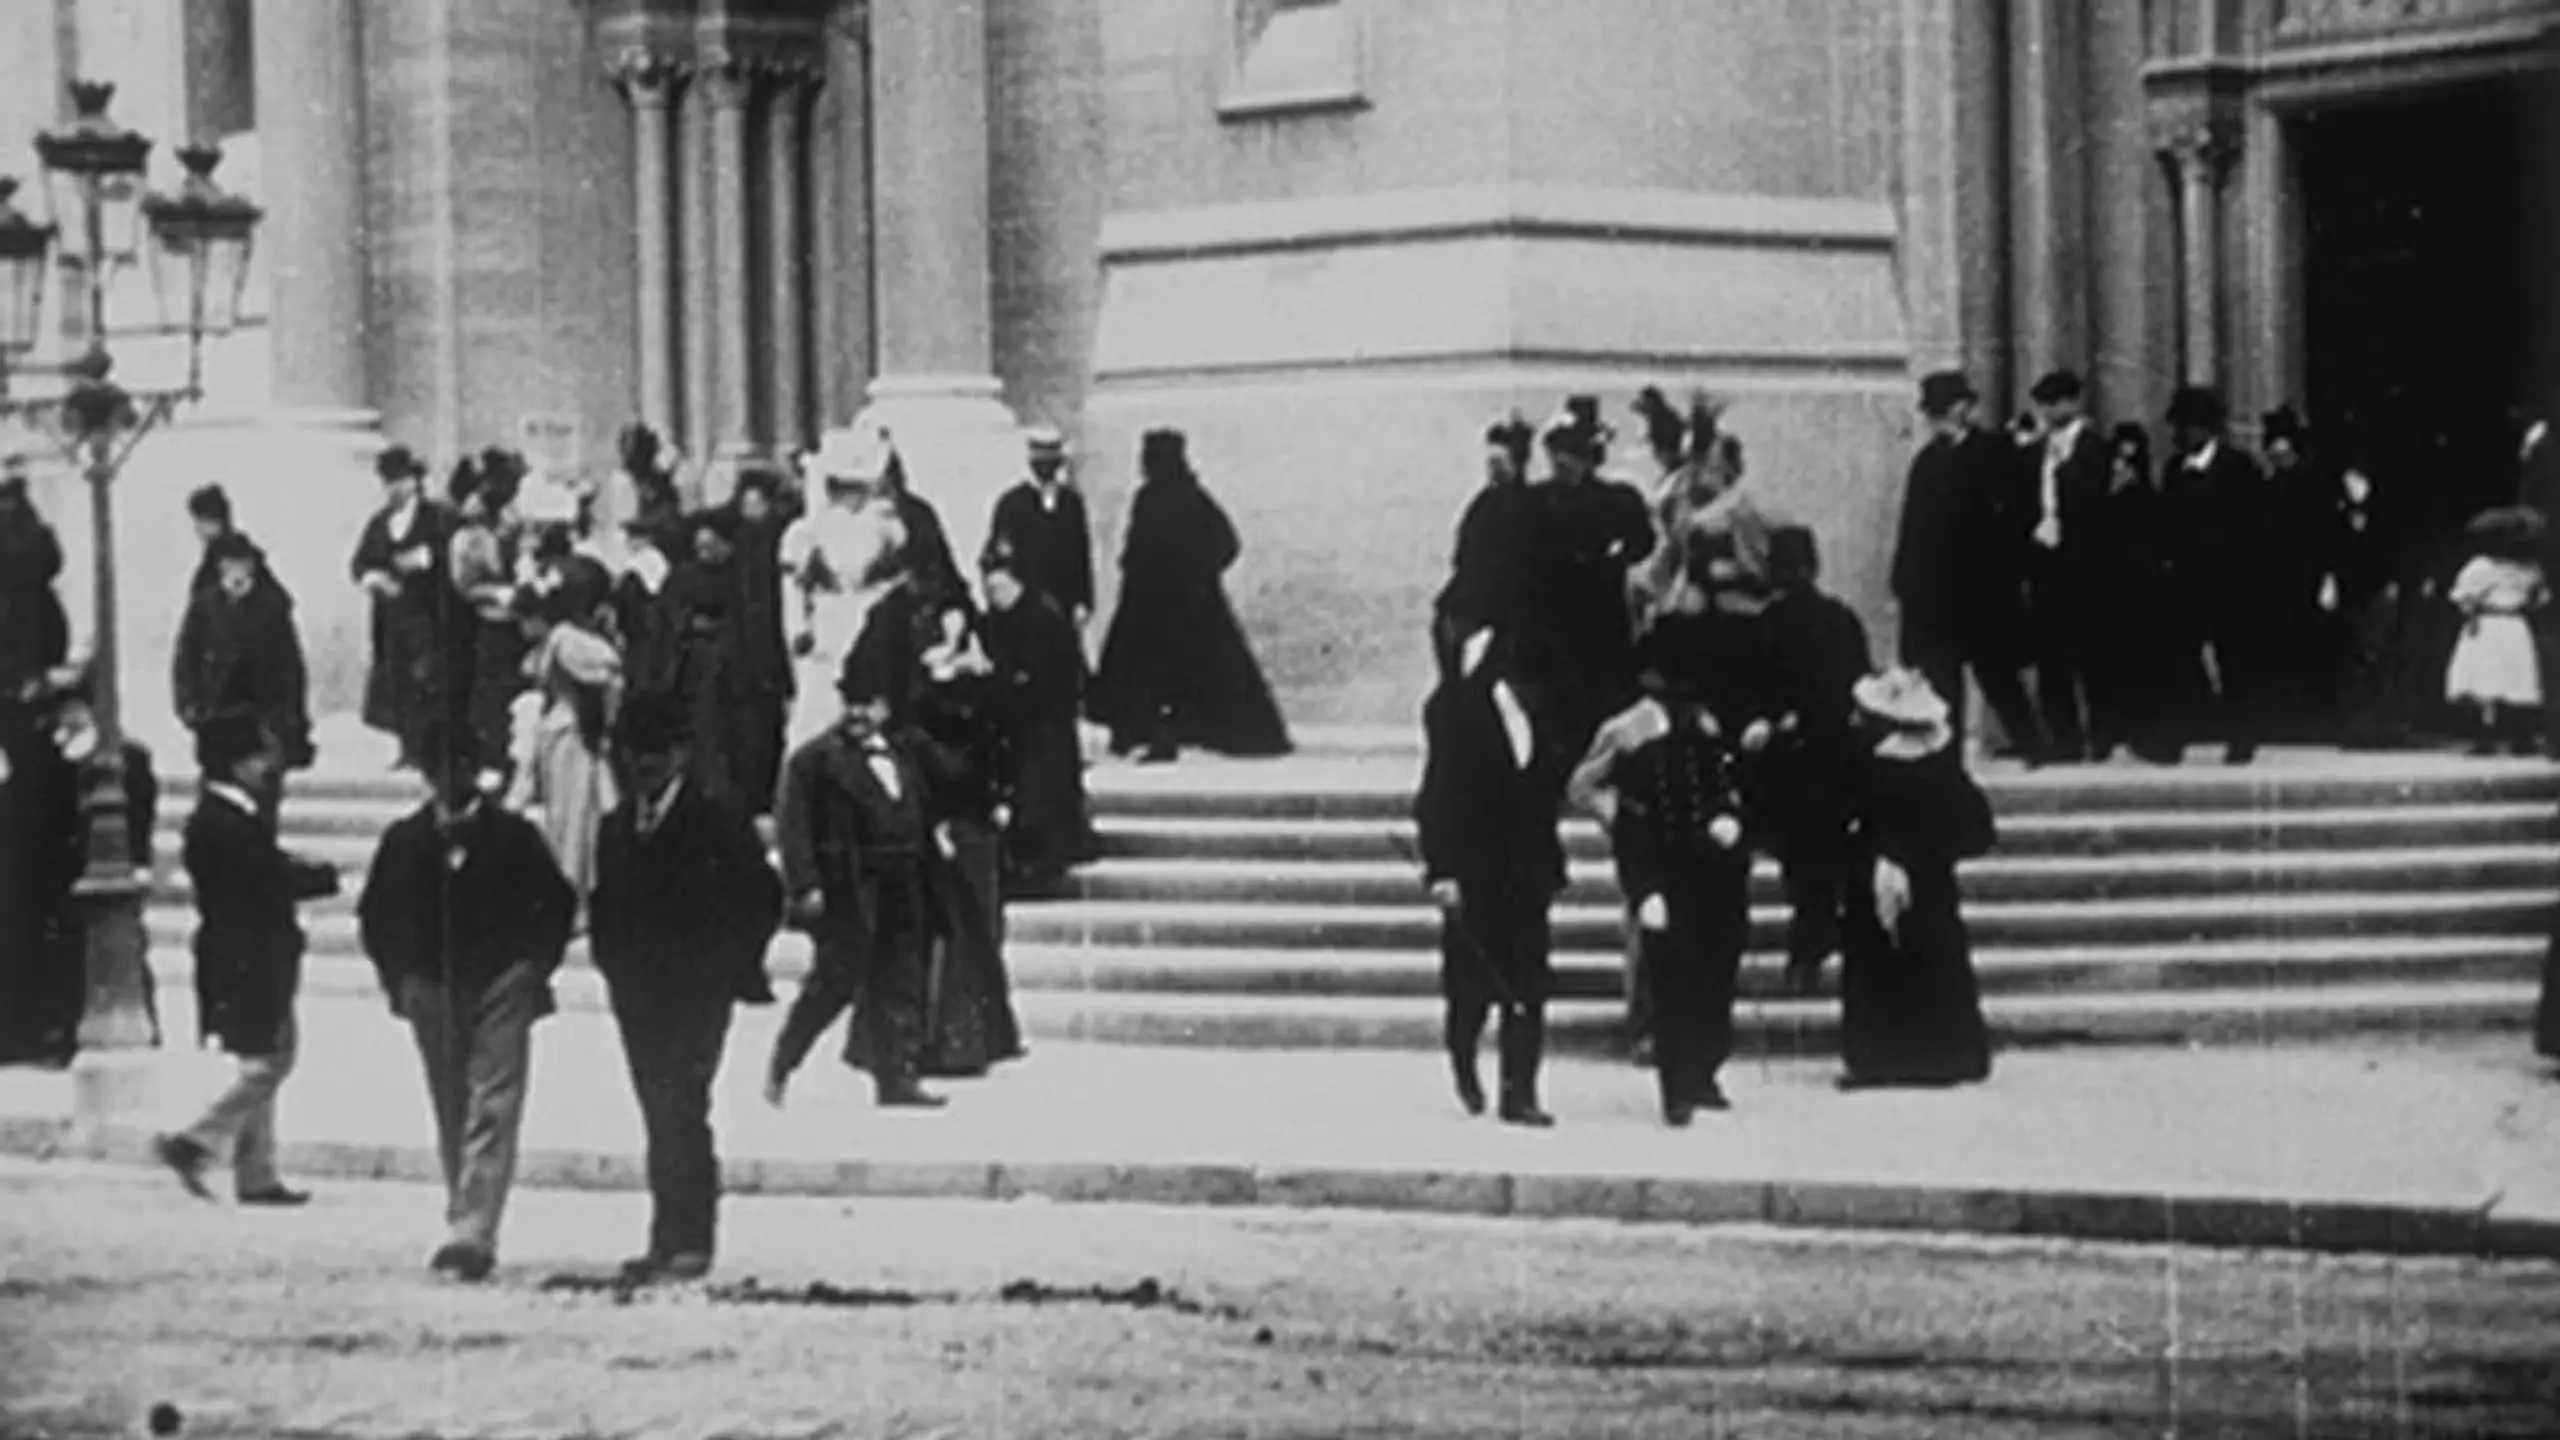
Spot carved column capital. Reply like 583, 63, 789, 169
606, 50, 690, 107
2154, 119, 2242, 181
828, 0, 870, 47
700, 57, 758, 109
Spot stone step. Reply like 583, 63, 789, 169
1090, 805, 2560, 862
152, 933, 2546, 1009
139, 953, 2537, 1054
157, 886, 2554, 966
142, 840, 2560, 917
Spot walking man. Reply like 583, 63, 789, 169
1891, 371, 2039, 757
358, 734, 577, 1281
765, 626, 947, 1110
2018, 370, 2110, 761
589, 696, 781, 1283
1415, 630, 1569, 1127
154, 718, 338, 1204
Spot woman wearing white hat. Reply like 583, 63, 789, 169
781, 431, 911, 748
1835, 668, 1996, 1090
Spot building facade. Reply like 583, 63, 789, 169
3, 0, 2552, 731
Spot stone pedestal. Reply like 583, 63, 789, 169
852, 377, 1023, 595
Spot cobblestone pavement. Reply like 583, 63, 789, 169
4, 1160, 2558, 1439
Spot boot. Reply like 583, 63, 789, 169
875, 1073, 946, 1109
1495, 1005, 1553, 1128
1448, 1047, 1486, 1117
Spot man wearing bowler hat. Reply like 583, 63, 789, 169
1891, 371, 2041, 758
988, 426, 1097, 633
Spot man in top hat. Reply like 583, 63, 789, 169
2164, 384, 2283, 765
1517, 396, 1658, 767
2013, 370, 2111, 762
765, 621, 948, 1111
153, 715, 339, 1206
988, 426, 1096, 633
1569, 613, 1764, 1124
1433, 414, 1538, 680
357, 725, 578, 1282
1891, 370, 2040, 758
589, 693, 781, 1282
1415, 627, 1570, 1127
0, 458, 69, 705
351, 444, 461, 771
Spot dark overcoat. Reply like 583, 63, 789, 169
589, 783, 781, 1007
183, 791, 338, 1056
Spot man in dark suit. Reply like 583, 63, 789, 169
154, 717, 337, 1205
589, 695, 781, 1284
358, 730, 577, 1282
987, 426, 1096, 633
764, 620, 947, 1110
2018, 370, 2112, 760
1430, 413, 1537, 681
1891, 371, 2040, 758
1759, 527, 1872, 988
1516, 397, 1658, 768
2164, 385, 2282, 765
1415, 629, 1569, 1127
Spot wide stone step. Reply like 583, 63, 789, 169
143, 954, 2535, 1054
148, 886, 2556, 962
1090, 804, 2560, 863
154, 932, 2544, 1013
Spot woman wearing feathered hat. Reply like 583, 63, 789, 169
1089, 429, 1291, 761
1832, 668, 1995, 1090
351, 444, 462, 772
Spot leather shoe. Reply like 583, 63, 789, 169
1450, 1054, 1486, 1116
1691, 1079, 1732, 1111
621, 1251, 712, 1283
876, 1080, 947, 1109
236, 1186, 311, 1207
153, 1134, 213, 1202
1498, 1102, 1556, 1129
430, 1242, 496, 1283
1662, 1099, 1694, 1128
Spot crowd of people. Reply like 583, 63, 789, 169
1414, 374, 2560, 1130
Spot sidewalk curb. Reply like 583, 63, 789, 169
7, 1120, 2555, 1263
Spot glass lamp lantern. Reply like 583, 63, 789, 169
0, 176, 57, 362
142, 144, 262, 384
32, 81, 154, 338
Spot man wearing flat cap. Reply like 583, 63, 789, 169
1891, 371, 2039, 757
988, 426, 1097, 633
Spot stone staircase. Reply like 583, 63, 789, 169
141, 738, 2560, 1054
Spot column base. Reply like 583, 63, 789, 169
851, 376, 1026, 598
69, 1051, 184, 1150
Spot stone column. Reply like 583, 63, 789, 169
1898, 0, 2010, 398
764, 70, 816, 456
2005, 0, 2088, 385
705, 59, 757, 477
615, 56, 685, 442
2163, 123, 2238, 386
853, 0, 1021, 592
815, 13, 874, 437
251, 0, 370, 412
680, 81, 715, 466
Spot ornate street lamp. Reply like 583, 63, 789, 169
2, 81, 264, 1061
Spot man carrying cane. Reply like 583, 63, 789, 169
1414, 629, 1570, 1127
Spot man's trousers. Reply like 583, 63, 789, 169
403, 970, 540, 1253
1439, 888, 1553, 1111
1637, 860, 1753, 1109
173, 1011, 296, 1198
610, 988, 732, 1261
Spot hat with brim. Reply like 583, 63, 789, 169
374, 445, 427, 482
2166, 386, 2228, 430
1918, 371, 1977, 416
1025, 425, 1068, 460
1853, 667, 1954, 758
804, 428, 891, 488
2465, 505, 2547, 547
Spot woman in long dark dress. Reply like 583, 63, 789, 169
906, 600, 1026, 1077
0, 690, 82, 1067
980, 538, 1094, 892
1836, 668, 1997, 1090
1089, 430, 1291, 761
351, 445, 459, 769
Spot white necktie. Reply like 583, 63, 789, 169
2037, 436, 2064, 548
1490, 682, 1533, 771
867, 751, 903, 802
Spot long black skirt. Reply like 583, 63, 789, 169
1838, 868, 1991, 1087
917, 824, 1025, 1078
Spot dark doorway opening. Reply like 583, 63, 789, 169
2296, 73, 2553, 529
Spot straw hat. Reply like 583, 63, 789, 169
1852, 667, 1954, 760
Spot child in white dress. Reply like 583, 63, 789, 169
2444, 507, 2547, 755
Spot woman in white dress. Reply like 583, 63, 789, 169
780, 431, 910, 748
2445, 506, 2547, 756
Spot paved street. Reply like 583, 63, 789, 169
4, 1159, 2557, 1439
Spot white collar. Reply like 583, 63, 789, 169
206, 780, 260, 815
2047, 417, 2086, 450
2189, 440, 2221, 470
640, 777, 684, 825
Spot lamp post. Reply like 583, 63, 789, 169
1, 80, 262, 1065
